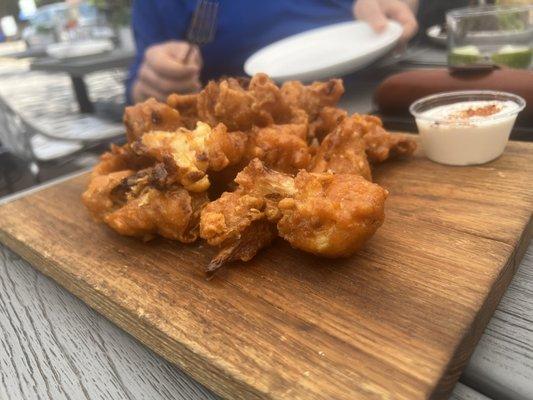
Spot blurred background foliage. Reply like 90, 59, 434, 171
1, 1, 132, 26
90, 0, 131, 27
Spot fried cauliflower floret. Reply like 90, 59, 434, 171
280, 79, 344, 120
197, 73, 297, 131
123, 98, 184, 143
200, 159, 295, 247
308, 106, 348, 142
133, 122, 247, 192
277, 172, 388, 258
310, 115, 372, 181
201, 159, 387, 270
104, 186, 207, 243
200, 192, 266, 246
352, 114, 417, 163
200, 159, 295, 272
246, 124, 312, 174
310, 112, 416, 168
83, 73, 418, 275
83, 170, 135, 219
166, 93, 199, 129
206, 219, 277, 274
82, 166, 208, 242
91, 144, 153, 178
233, 158, 297, 208
197, 77, 269, 131
200, 191, 277, 273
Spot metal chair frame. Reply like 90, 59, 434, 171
0, 94, 87, 183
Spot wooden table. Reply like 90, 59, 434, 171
30, 49, 134, 114
2, 47, 532, 399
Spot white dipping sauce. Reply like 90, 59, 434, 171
415, 100, 519, 166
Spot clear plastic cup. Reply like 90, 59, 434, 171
409, 91, 526, 166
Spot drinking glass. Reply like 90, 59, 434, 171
446, 5, 533, 68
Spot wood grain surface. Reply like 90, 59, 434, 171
0, 138, 531, 400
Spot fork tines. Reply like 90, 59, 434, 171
187, 0, 219, 46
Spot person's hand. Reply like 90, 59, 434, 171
132, 40, 202, 103
353, 0, 418, 45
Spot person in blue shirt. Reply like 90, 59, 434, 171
128, 0, 418, 104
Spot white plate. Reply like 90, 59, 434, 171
46, 40, 114, 59
244, 20, 402, 82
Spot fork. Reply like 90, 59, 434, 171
183, 0, 219, 63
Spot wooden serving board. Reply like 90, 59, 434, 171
0, 137, 531, 400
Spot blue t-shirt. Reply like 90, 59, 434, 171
127, 0, 354, 102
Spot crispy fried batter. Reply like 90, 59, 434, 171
83, 170, 135, 219
104, 186, 207, 242
280, 79, 344, 120
166, 93, 199, 129
200, 159, 295, 245
309, 106, 348, 142
236, 160, 387, 259
234, 158, 297, 204
132, 122, 247, 192
83, 165, 208, 242
200, 191, 266, 247
84, 73, 416, 274
207, 220, 277, 274
123, 98, 185, 143
352, 114, 417, 163
310, 111, 417, 166
246, 124, 312, 174
201, 159, 388, 269
196, 73, 295, 131
277, 172, 388, 258
91, 144, 153, 177
310, 115, 372, 181
200, 159, 295, 271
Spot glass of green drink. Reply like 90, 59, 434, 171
446, 5, 533, 69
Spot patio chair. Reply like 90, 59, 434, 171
0, 145, 16, 193
0, 95, 85, 183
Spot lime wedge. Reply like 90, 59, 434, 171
491, 45, 532, 69
448, 46, 483, 66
